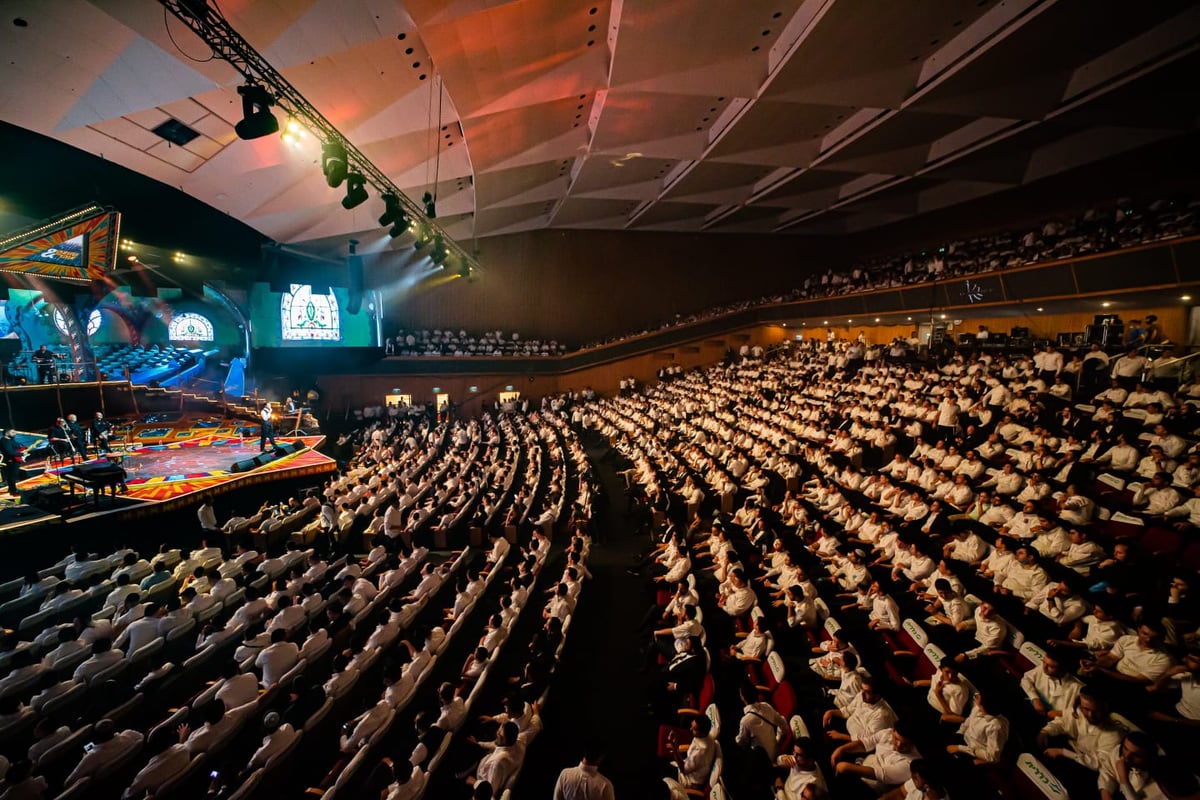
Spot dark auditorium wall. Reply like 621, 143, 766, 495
384, 230, 835, 346
317, 325, 789, 414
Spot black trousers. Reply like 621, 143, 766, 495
260, 422, 277, 451
3, 461, 20, 494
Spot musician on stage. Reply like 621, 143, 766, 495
48, 418, 74, 463
0, 429, 25, 496
65, 414, 86, 460
259, 402, 278, 452
31, 345, 55, 384
92, 412, 113, 455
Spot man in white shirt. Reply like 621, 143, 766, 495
823, 677, 897, 742
1110, 350, 1148, 383
247, 711, 299, 769
1084, 622, 1175, 685
831, 721, 921, 789
64, 719, 143, 787
1021, 649, 1083, 718
125, 725, 191, 797
667, 715, 717, 790
469, 721, 525, 792
957, 602, 1009, 661
1037, 689, 1121, 774
735, 685, 786, 761
114, 602, 164, 654
255, 629, 300, 687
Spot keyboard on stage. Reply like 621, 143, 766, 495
62, 462, 126, 505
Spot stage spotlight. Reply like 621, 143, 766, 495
322, 141, 348, 188
378, 193, 410, 237
412, 223, 433, 250
281, 118, 306, 148
342, 172, 368, 209
234, 83, 279, 140
430, 235, 448, 265
423, 191, 437, 218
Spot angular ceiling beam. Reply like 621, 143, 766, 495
623, 0, 839, 229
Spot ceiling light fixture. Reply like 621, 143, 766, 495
280, 118, 306, 148
234, 83, 279, 140
1183, 295, 1193, 302
1036, 307, 1044, 312
1101, 301, 1111, 308
430, 236, 448, 265
412, 223, 433, 251
341, 172, 368, 209
378, 193, 410, 238
422, 191, 437, 219
161, 1, 478, 275
322, 141, 347, 188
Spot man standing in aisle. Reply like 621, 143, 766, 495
553, 745, 615, 800
259, 402, 278, 453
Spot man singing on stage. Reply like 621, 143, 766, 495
0, 430, 25, 496
92, 412, 112, 455
48, 418, 75, 463
259, 402, 278, 452
65, 414, 86, 460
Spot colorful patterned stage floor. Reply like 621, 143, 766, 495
18, 434, 336, 511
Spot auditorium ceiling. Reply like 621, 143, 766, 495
1, 0, 1198, 251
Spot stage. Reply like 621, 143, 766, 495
8, 432, 337, 524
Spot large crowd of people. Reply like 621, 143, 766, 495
584, 336, 1200, 798
384, 330, 567, 358
0, 404, 597, 800
579, 195, 1197, 350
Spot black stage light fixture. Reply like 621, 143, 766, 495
430, 235, 448, 265
412, 222, 432, 251
342, 172, 368, 209
234, 84, 279, 140
322, 141, 348, 188
422, 191, 437, 218
378, 193, 410, 237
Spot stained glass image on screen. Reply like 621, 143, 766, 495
53, 308, 101, 337
248, 283, 370, 347
169, 312, 215, 342
281, 284, 340, 341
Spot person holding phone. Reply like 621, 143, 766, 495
64, 719, 143, 787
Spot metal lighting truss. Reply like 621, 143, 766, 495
159, 0, 477, 272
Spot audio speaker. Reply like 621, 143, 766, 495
229, 456, 260, 473
274, 441, 303, 457
22, 485, 67, 512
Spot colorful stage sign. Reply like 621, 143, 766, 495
0, 205, 120, 282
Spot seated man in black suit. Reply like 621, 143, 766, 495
653, 635, 706, 717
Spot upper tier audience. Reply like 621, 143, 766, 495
384, 329, 567, 358
581, 195, 1197, 349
